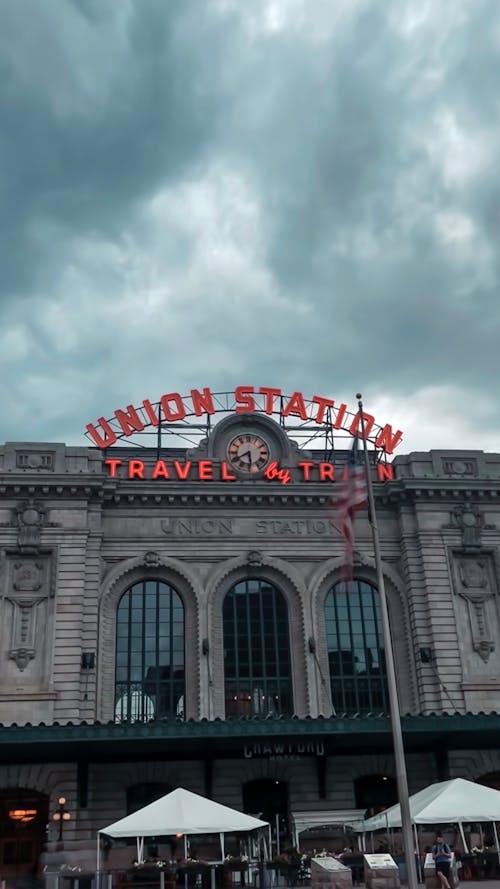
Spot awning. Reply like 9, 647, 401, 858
291, 809, 366, 836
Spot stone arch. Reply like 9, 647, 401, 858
206, 554, 308, 718
97, 553, 202, 721
450, 750, 500, 782
309, 555, 418, 715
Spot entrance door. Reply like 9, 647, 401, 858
243, 779, 289, 852
0, 790, 49, 880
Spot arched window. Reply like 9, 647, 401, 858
115, 580, 184, 722
223, 579, 293, 717
325, 580, 388, 715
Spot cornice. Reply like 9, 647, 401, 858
1, 476, 500, 505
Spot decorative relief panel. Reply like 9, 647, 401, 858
448, 505, 493, 549
450, 550, 500, 675
442, 458, 478, 477
16, 451, 54, 471
0, 499, 59, 552
6, 596, 44, 671
0, 549, 55, 687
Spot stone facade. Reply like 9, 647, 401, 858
1, 421, 500, 866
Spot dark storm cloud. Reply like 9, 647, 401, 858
216, 0, 500, 395
0, 0, 221, 294
1, 0, 499, 448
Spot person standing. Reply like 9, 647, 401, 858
432, 834, 452, 889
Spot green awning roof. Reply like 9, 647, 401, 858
0, 713, 499, 764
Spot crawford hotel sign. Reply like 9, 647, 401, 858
85, 385, 403, 484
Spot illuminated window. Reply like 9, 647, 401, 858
223, 580, 293, 717
115, 580, 185, 722
8, 809, 37, 823
325, 580, 388, 715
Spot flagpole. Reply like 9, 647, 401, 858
356, 394, 418, 889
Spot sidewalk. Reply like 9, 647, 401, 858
289, 884, 500, 889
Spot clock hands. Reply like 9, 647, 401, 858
228, 434, 270, 472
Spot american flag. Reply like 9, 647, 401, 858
329, 435, 367, 582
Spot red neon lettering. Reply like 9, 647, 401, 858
114, 404, 145, 437
319, 462, 335, 481
173, 460, 192, 479
264, 461, 291, 485
332, 403, 347, 429
349, 411, 375, 439
221, 462, 236, 481
104, 459, 122, 478
377, 463, 394, 482
375, 424, 403, 455
259, 386, 282, 414
234, 385, 256, 413
152, 460, 170, 479
86, 418, 117, 448
128, 460, 145, 479
198, 460, 213, 480
191, 388, 215, 417
298, 461, 314, 481
282, 391, 308, 421
142, 399, 160, 426
311, 396, 335, 423
160, 392, 187, 422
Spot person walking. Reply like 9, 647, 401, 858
432, 834, 452, 889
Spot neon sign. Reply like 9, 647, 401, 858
104, 457, 395, 484
86, 386, 403, 453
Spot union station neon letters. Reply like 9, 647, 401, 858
86, 385, 403, 453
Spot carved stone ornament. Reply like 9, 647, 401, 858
9, 648, 35, 672
6, 595, 44, 672
143, 550, 160, 568
247, 550, 263, 568
456, 556, 496, 662
451, 505, 485, 548
13, 561, 43, 593
16, 500, 46, 550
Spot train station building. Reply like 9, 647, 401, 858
1, 387, 500, 877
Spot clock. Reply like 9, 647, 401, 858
227, 433, 271, 474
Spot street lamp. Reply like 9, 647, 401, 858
52, 796, 71, 844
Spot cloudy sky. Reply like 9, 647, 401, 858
1, 0, 499, 455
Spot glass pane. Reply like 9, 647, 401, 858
325, 581, 388, 715
223, 580, 293, 717
115, 580, 185, 722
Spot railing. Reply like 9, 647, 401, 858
41, 863, 310, 889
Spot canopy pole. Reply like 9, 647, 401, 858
184, 835, 188, 860
492, 821, 500, 867
413, 824, 422, 883
136, 837, 141, 864
479, 824, 484, 849
458, 823, 469, 854
220, 832, 225, 862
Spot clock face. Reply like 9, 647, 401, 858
227, 433, 271, 474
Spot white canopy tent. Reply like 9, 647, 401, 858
359, 778, 500, 858
98, 787, 269, 872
